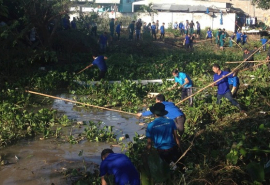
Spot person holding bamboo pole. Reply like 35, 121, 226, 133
169, 69, 193, 107
243, 48, 254, 69
212, 64, 243, 111
224, 68, 240, 98
137, 94, 186, 136
85, 52, 108, 80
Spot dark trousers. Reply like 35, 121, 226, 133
207, 36, 212, 43
216, 91, 241, 110
181, 88, 193, 106
129, 31, 134, 40
160, 33, 165, 39
174, 115, 186, 136
116, 32, 120, 40
152, 31, 156, 40
97, 70, 106, 80
157, 145, 181, 164
236, 38, 241, 44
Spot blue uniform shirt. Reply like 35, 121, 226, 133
141, 101, 184, 119
236, 32, 242, 39
99, 35, 108, 45
116, 24, 121, 33
228, 76, 239, 87
207, 31, 212, 37
261, 38, 268, 44
160, 25, 165, 34
179, 23, 183, 29
146, 117, 177, 150
213, 71, 234, 95
92, 56, 107, 71
242, 34, 247, 42
151, 25, 156, 31
100, 153, 140, 185
185, 36, 190, 44
174, 72, 192, 88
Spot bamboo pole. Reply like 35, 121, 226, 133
77, 64, 91, 75
175, 40, 270, 106
231, 39, 242, 49
240, 60, 270, 72
26, 90, 137, 116
226, 60, 265, 64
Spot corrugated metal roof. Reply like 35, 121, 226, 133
95, 0, 120, 4
170, 5, 189, 11
189, 5, 207, 12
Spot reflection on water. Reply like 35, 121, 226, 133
0, 94, 146, 185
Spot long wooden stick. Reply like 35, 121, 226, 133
26, 90, 137, 116
226, 60, 265, 64
240, 60, 270, 72
77, 65, 91, 75
175, 40, 270, 106
231, 39, 242, 49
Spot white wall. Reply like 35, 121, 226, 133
116, 12, 236, 32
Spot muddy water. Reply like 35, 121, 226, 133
0, 94, 146, 185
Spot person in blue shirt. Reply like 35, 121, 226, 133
184, 34, 190, 50
179, 21, 184, 35
146, 103, 181, 164
196, 21, 200, 38
99, 32, 108, 53
159, 22, 165, 40
170, 69, 193, 106
115, 22, 122, 41
224, 68, 240, 98
260, 36, 268, 51
137, 94, 186, 136
151, 22, 157, 40
241, 32, 248, 45
236, 30, 242, 44
85, 52, 108, 80
71, 17, 77, 29
212, 64, 242, 111
128, 21, 135, 41
206, 28, 213, 43
100, 149, 140, 185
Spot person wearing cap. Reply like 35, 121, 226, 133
212, 64, 243, 111
146, 103, 181, 164
137, 94, 186, 136
99, 149, 140, 185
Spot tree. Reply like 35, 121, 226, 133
252, 0, 270, 10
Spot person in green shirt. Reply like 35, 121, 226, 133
128, 21, 135, 41
215, 29, 221, 47
219, 31, 225, 50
